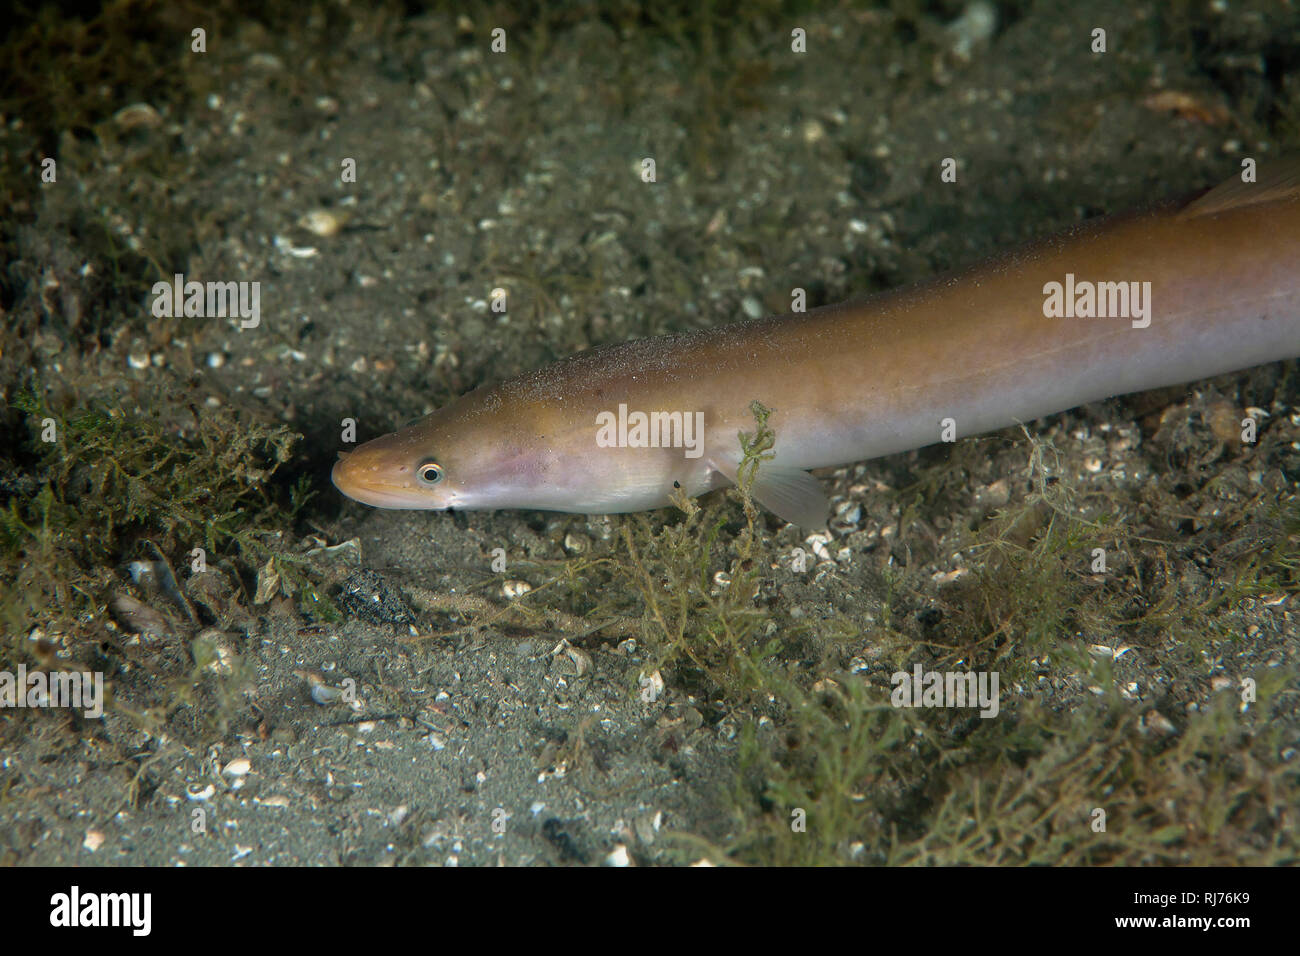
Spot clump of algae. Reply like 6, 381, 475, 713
0, 385, 336, 730
617, 401, 785, 699
602, 403, 1297, 866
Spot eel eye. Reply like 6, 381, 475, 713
416, 460, 444, 486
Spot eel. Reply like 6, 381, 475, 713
333, 161, 1300, 527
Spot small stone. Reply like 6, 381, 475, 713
299, 209, 344, 237
603, 844, 632, 867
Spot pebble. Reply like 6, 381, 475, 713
947, 1, 998, 59
310, 682, 342, 705
113, 103, 162, 130
603, 844, 632, 867
1141, 710, 1177, 736
299, 209, 344, 237
802, 119, 825, 144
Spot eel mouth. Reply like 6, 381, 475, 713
331, 450, 429, 509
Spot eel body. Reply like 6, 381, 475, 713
333, 163, 1300, 527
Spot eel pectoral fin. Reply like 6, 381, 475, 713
1178, 157, 1300, 219
711, 457, 829, 529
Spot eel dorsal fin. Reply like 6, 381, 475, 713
1178, 158, 1300, 220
